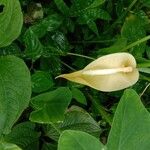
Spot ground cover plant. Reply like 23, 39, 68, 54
0, 0, 150, 149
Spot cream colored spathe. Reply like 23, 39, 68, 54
56, 53, 139, 92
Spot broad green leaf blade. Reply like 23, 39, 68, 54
107, 89, 150, 150
0, 56, 31, 136
58, 130, 105, 150
45, 106, 101, 141
5, 122, 40, 150
0, 0, 23, 47
30, 87, 72, 123
0, 142, 22, 150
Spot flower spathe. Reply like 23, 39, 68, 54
56, 53, 139, 92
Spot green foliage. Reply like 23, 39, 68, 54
58, 130, 105, 150
30, 87, 72, 123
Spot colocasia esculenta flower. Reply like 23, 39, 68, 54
56, 53, 139, 92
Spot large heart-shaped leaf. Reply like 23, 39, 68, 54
107, 89, 150, 150
30, 87, 72, 123
0, 56, 31, 136
58, 130, 105, 150
0, 0, 23, 47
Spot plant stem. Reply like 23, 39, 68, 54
140, 83, 150, 97
60, 60, 76, 71
67, 52, 95, 60
121, 35, 150, 51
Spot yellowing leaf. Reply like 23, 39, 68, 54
56, 53, 139, 92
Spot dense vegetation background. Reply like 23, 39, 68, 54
0, 0, 150, 150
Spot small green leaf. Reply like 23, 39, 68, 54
0, 0, 23, 47
32, 71, 54, 93
107, 89, 150, 150
0, 56, 31, 136
30, 87, 72, 123
71, 88, 87, 105
58, 130, 105, 150
24, 28, 43, 60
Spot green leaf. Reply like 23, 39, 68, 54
24, 28, 43, 60
32, 71, 54, 93
121, 14, 146, 56
58, 130, 105, 150
0, 56, 31, 135
0, 142, 22, 150
107, 89, 150, 150
71, 88, 87, 105
30, 14, 63, 38
87, 21, 99, 36
45, 106, 101, 141
0, 0, 23, 47
5, 122, 40, 150
30, 87, 72, 123
59, 106, 101, 137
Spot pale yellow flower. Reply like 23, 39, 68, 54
56, 53, 139, 92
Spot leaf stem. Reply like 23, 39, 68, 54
140, 83, 150, 97
67, 52, 95, 60
121, 35, 150, 51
